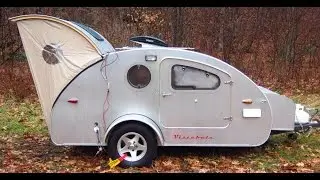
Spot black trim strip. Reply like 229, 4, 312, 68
51, 59, 103, 109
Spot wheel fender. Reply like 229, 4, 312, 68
104, 114, 164, 146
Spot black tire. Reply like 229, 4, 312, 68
288, 132, 298, 140
107, 123, 157, 168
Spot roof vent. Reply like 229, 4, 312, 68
129, 36, 168, 47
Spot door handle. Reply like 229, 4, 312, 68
162, 92, 172, 97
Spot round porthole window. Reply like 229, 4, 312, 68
127, 65, 151, 89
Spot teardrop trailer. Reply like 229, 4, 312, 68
10, 14, 320, 167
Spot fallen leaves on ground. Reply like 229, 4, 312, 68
0, 132, 319, 173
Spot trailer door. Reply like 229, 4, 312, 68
159, 58, 232, 128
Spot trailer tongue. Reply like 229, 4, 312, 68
294, 107, 320, 134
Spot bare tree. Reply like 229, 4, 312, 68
1, 7, 320, 96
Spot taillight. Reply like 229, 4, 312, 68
68, 98, 78, 104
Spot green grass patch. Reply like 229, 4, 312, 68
0, 97, 48, 136
233, 130, 320, 172
0, 93, 319, 172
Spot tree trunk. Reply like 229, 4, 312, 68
219, 7, 225, 61
172, 7, 183, 46
0, 8, 4, 63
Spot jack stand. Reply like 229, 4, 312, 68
95, 146, 104, 157
94, 122, 104, 157
306, 126, 313, 137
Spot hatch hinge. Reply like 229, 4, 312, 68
223, 116, 233, 121
224, 80, 234, 85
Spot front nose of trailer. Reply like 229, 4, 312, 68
294, 104, 320, 131
295, 104, 310, 123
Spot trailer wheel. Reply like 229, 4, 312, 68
107, 123, 157, 167
288, 132, 298, 140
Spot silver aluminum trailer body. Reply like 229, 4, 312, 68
10, 14, 319, 167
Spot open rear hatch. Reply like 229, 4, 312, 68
9, 14, 115, 124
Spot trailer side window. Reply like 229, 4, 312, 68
171, 65, 220, 90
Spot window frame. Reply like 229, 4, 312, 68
171, 64, 221, 90
127, 64, 152, 89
